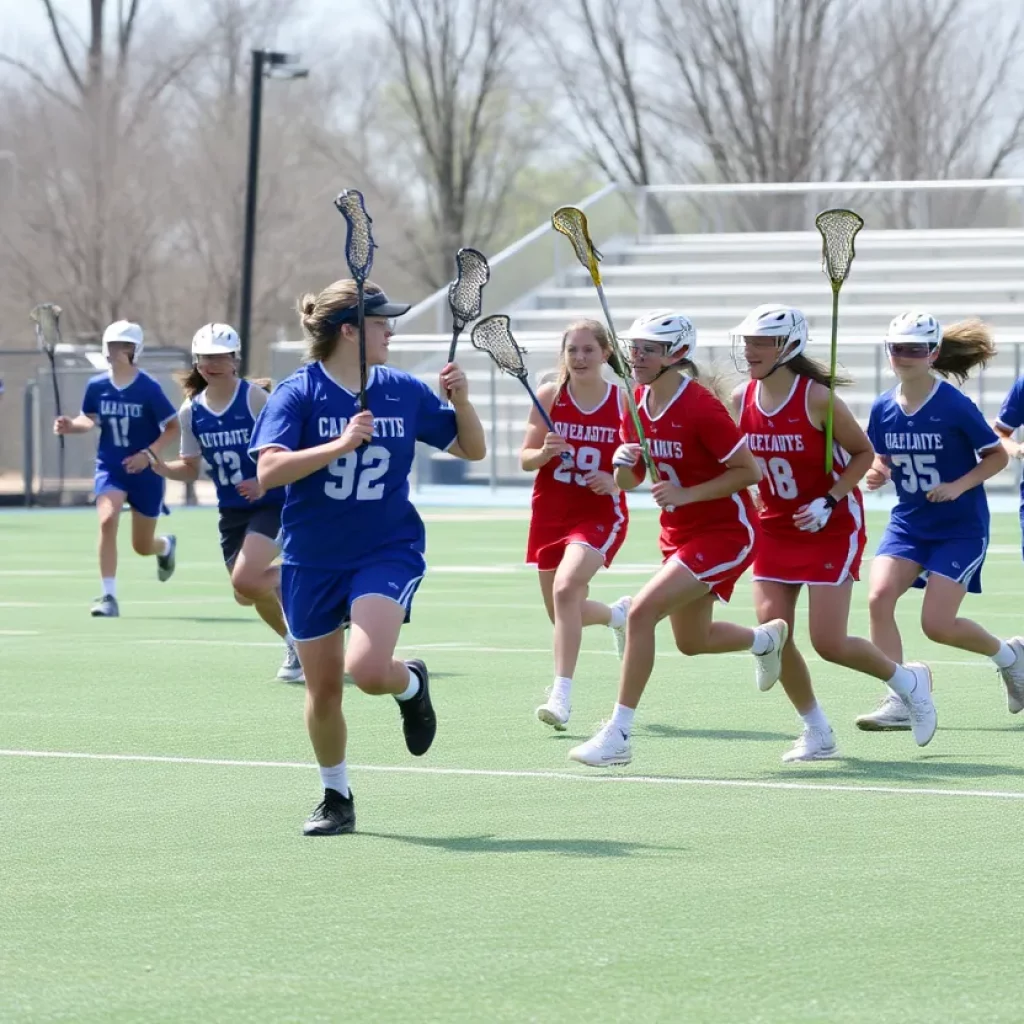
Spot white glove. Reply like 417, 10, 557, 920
612, 443, 641, 468
794, 496, 834, 533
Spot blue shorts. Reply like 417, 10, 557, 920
95, 465, 167, 519
876, 525, 987, 594
281, 551, 426, 641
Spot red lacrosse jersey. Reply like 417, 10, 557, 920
739, 376, 865, 541
530, 380, 629, 529
622, 376, 756, 538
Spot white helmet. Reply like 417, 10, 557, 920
192, 323, 241, 358
885, 311, 942, 349
729, 304, 808, 364
102, 320, 144, 359
619, 310, 697, 360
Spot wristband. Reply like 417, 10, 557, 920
823, 493, 838, 509
145, 447, 157, 465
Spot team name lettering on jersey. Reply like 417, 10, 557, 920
198, 427, 251, 449
318, 415, 406, 439
554, 421, 618, 445
99, 400, 144, 418
884, 432, 944, 452
650, 438, 684, 460
746, 433, 806, 454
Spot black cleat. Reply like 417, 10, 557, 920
397, 659, 436, 756
302, 788, 355, 836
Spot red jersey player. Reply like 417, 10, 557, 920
731, 304, 932, 761
567, 311, 788, 769
521, 319, 632, 730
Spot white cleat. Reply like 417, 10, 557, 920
998, 637, 1024, 714
568, 722, 632, 767
781, 726, 839, 763
855, 691, 911, 731
754, 619, 789, 692
609, 595, 631, 660
276, 643, 304, 683
536, 690, 571, 731
905, 662, 937, 747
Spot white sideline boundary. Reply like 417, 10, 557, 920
2, 747, 1024, 802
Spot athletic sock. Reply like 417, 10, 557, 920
101, 577, 116, 598
610, 703, 635, 738
319, 761, 349, 798
608, 603, 627, 630
800, 703, 830, 732
749, 628, 773, 656
991, 641, 1017, 669
395, 663, 421, 702
886, 665, 916, 698
551, 676, 572, 702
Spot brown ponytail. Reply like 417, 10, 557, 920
785, 353, 853, 388
933, 318, 996, 384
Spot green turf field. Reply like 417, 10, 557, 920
2, 506, 1024, 1023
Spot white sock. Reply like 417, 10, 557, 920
551, 676, 572, 702
285, 631, 296, 648
101, 577, 116, 598
158, 536, 171, 556
750, 627, 773, 656
319, 761, 349, 798
886, 665, 916, 698
991, 641, 1017, 669
610, 703, 635, 737
800, 703, 830, 732
395, 663, 421, 702
608, 602, 627, 630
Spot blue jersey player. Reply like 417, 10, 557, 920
993, 373, 1024, 558
857, 312, 1024, 734
54, 320, 179, 617
249, 279, 486, 836
150, 323, 300, 683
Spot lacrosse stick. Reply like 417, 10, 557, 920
333, 189, 377, 411
470, 315, 571, 466
551, 206, 659, 482
447, 247, 490, 363
815, 208, 864, 473
30, 302, 65, 495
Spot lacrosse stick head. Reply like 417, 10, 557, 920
470, 314, 528, 380
30, 303, 63, 355
447, 248, 490, 331
333, 189, 376, 284
552, 206, 602, 276
815, 209, 864, 288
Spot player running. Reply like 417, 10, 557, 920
733, 304, 935, 758
521, 319, 631, 731
567, 311, 787, 768
993, 371, 1024, 560
857, 312, 1023, 731
53, 320, 179, 617
249, 280, 486, 835
148, 323, 301, 683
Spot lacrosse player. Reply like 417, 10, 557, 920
732, 304, 932, 760
248, 279, 485, 835
993, 372, 1024, 560
857, 313, 1022, 732
147, 323, 300, 683
521, 319, 632, 731
54, 320, 178, 617
567, 311, 786, 768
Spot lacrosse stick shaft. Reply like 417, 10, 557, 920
447, 329, 460, 365
356, 282, 368, 411
825, 288, 840, 474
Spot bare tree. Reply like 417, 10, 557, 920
379, 0, 542, 290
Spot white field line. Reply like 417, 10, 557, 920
2, 747, 1023, 802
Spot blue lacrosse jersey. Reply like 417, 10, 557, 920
81, 370, 177, 470
997, 375, 1024, 505
249, 363, 459, 570
186, 380, 282, 510
868, 379, 1001, 540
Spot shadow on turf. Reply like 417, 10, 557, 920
762, 755, 1024, 784
643, 724, 794, 743
357, 832, 682, 857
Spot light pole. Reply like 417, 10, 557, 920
238, 50, 308, 379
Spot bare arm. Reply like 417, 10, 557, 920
150, 453, 202, 483
520, 383, 565, 472
256, 411, 374, 490
653, 442, 761, 509
927, 444, 1009, 503
54, 413, 96, 435
994, 421, 1024, 460
809, 384, 875, 500
439, 362, 486, 462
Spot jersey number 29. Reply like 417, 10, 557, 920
325, 445, 390, 501
553, 445, 601, 486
